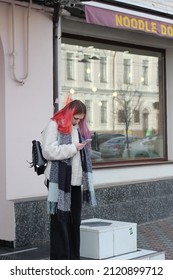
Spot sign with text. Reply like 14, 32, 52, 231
85, 5, 173, 39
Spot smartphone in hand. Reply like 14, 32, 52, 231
82, 139, 92, 143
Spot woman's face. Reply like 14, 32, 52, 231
72, 114, 85, 125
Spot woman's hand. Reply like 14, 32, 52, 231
75, 142, 86, 151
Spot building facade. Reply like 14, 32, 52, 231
1, 0, 173, 247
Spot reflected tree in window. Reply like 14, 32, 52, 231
113, 86, 143, 154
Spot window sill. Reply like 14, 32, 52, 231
92, 159, 172, 169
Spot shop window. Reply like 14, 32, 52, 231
61, 37, 166, 166
143, 108, 149, 136
85, 99, 91, 123
123, 58, 131, 84
142, 60, 149, 85
84, 55, 91, 81
118, 110, 125, 123
100, 101, 107, 124
100, 57, 107, 82
66, 52, 74, 80
134, 110, 140, 123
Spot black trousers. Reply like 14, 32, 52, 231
50, 185, 82, 260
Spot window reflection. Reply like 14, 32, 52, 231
61, 39, 166, 164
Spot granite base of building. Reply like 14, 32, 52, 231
11, 178, 173, 248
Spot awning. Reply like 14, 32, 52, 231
85, 1, 173, 39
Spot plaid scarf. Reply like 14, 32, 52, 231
47, 131, 97, 220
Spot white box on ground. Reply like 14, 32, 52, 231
80, 218, 137, 259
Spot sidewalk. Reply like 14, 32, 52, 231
137, 216, 173, 260
0, 216, 173, 260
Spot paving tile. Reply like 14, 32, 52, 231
137, 217, 173, 259
1, 217, 173, 259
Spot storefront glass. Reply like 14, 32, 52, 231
61, 37, 166, 165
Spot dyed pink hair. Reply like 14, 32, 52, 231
51, 100, 91, 139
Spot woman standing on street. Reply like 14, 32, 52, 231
42, 100, 96, 260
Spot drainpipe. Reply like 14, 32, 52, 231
53, 4, 61, 113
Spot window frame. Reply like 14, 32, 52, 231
62, 33, 167, 168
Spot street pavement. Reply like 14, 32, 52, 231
137, 216, 173, 260
0, 216, 173, 260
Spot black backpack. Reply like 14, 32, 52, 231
29, 140, 47, 175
